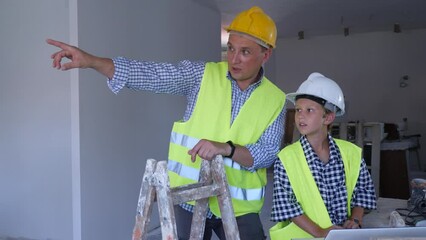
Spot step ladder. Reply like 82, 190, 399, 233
132, 155, 240, 240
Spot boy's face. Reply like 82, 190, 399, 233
294, 98, 335, 136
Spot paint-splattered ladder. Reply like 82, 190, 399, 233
132, 155, 240, 240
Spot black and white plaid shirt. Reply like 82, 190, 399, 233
270, 135, 376, 225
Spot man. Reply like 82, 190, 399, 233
48, 6, 286, 240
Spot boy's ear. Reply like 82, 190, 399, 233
324, 112, 336, 126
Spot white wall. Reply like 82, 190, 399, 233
0, 0, 73, 239
0, 0, 220, 240
274, 29, 426, 169
76, 1, 220, 239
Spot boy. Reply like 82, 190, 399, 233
269, 72, 376, 239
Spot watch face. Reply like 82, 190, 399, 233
353, 218, 361, 227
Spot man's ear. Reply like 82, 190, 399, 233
262, 48, 272, 64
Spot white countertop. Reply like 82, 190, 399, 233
381, 137, 419, 151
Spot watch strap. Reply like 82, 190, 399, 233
225, 141, 236, 158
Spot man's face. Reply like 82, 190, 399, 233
226, 34, 271, 86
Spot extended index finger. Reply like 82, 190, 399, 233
46, 38, 71, 50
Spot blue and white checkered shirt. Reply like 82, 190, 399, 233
108, 57, 286, 218
270, 134, 376, 225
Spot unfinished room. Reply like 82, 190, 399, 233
1, 0, 426, 239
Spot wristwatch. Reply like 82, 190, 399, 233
352, 218, 362, 228
225, 141, 236, 158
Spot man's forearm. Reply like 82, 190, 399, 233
230, 144, 254, 167
91, 57, 115, 79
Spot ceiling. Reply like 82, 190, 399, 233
197, 0, 426, 41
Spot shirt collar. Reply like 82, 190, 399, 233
227, 66, 265, 89
301, 134, 339, 165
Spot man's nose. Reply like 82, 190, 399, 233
231, 52, 240, 64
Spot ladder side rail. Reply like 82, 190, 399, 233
212, 155, 240, 240
132, 159, 158, 240
154, 161, 179, 240
189, 159, 213, 240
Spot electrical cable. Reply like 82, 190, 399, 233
395, 194, 426, 226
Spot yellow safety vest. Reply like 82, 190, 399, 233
270, 139, 361, 240
168, 62, 285, 217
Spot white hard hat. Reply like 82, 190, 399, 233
287, 72, 345, 116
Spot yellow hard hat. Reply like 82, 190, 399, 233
225, 6, 277, 48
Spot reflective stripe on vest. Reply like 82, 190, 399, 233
168, 158, 265, 201
170, 131, 244, 171
228, 184, 265, 201
167, 160, 199, 182
168, 131, 266, 201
